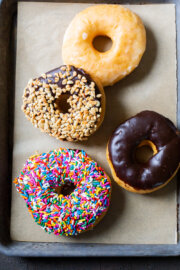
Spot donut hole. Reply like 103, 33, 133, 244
54, 181, 76, 196
55, 94, 71, 113
93, 35, 112, 52
135, 140, 157, 164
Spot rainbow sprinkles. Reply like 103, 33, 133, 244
14, 148, 111, 236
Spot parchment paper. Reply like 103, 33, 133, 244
11, 2, 177, 244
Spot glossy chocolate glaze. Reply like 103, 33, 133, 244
108, 111, 180, 190
25, 65, 101, 101
23, 65, 103, 141
39, 65, 101, 98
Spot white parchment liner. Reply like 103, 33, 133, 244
11, 2, 177, 244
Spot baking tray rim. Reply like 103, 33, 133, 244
0, 0, 180, 257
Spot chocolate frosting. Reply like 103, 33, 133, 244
25, 65, 101, 102
23, 65, 103, 142
39, 65, 101, 98
108, 111, 180, 190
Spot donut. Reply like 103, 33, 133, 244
14, 148, 111, 236
62, 5, 146, 87
22, 65, 105, 141
106, 111, 180, 194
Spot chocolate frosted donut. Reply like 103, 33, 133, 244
22, 65, 105, 141
107, 111, 180, 194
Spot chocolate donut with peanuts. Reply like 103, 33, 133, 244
22, 65, 105, 141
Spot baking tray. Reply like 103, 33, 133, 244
0, 0, 180, 257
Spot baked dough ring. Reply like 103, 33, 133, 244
22, 65, 105, 142
107, 111, 180, 194
62, 5, 146, 87
14, 148, 111, 236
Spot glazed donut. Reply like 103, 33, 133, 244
22, 65, 105, 141
14, 148, 111, 236
62, 5, 146, 87
107, 111, 180, 194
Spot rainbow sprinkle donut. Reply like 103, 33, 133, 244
14, 148, 111, 236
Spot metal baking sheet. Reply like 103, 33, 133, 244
0, 0, 180, 257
